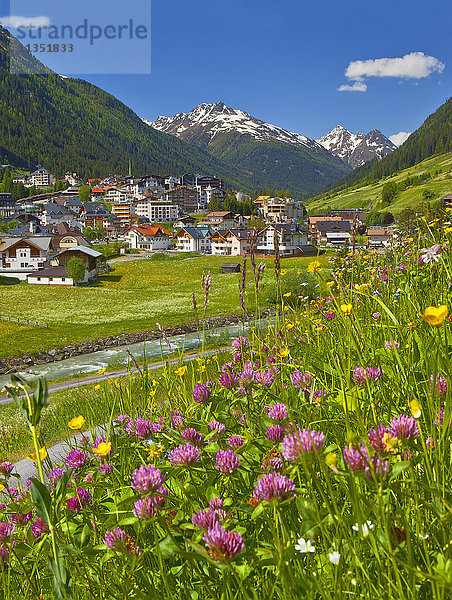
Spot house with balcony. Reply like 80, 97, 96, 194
0, 237, 51, 279
174, 227, 212, 253
257, 224, 309, 256
367, 226, 395, 247
314, 221, 352, 246
135, 198, 179, 222
123, 224, 172, 250
28, 245, 102, 286
210, 229, 251, 256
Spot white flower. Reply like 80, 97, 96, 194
352, 521, 374, 537
420, 244, 441, 264
295, 537, 315, 553
328, 551, 341, 564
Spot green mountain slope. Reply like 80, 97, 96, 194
0, 28, 252, 186
326, 96, 452, 193
308, 151, 452, 216
206, 131, 351, 197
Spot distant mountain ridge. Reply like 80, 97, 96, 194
145, 102, 351, 196
316, 126, 397, 169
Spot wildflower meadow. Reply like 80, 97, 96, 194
1, 213, 452, 599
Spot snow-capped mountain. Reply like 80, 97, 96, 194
146, 101, 324, 150
142, 102, 352, 197
316, 126, 397, 169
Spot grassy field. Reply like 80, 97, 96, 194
307, 151, 452, 215
0, 252, 330, 359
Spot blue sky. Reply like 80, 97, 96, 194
1, 0, 451, 141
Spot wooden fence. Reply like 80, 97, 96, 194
0, 315, 48, 328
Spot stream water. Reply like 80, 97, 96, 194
0, 320, 269, 388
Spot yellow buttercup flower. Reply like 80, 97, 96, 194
0, 484, 4, 492
382, 432, 401, 454
281, 269, 287, 276
340, 304, 352, 316
419, 305, 448, 327
278, 348, 290, 358
175, 365, 187, 376
326, 281, 335, 288
93, 441, 112, 457
297, 270, 302, 275
286, 322, 294, 329
97, 367, 107, 375
445, 227, 452, 234
68, 415, 85, 430
94, 384, 101, 391
283, 292, 292, 298
410, 399, 421, 419
27, 447, 47, 462
148, 442, 164, 461
307, 260, 322, 274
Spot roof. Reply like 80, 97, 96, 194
44, 203, 74, 216
175, 227, 212, 239
206, 211, 233, 218
309, 216, 344, 224
27, 266, 69, 278
367, 228, 393, 236
316, 221, 351, 233
56, 246, 102, 258
0, 237, 52, 252
126, 224, 172, 237
262, 223, 309, 235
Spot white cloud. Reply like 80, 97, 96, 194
389, 131, 412, 147
346, 52, 445, 80
337, 81, 367, 92
0, 15, 51, 29
338, 51, 445, 92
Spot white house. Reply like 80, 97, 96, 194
257, 224, 309, 256
27, 266, 74, 286
210, 229, 251, 256
0, 237, 51, 280
174, 227, 212, 253
123, 225, 172, 250
27, 167, 56, 189
104, 187, 133, 204
135, 199, 179, 222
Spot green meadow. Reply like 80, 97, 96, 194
0, 253, 329, 359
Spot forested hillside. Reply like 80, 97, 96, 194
0, 28, 251, 186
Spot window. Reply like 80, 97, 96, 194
49, 278, 53, 281
37, 277, 41, 281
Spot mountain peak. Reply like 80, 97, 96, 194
146, 101, 325, 150
316, 126, 396, 168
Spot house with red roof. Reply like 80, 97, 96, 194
123, 224, 172, 250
